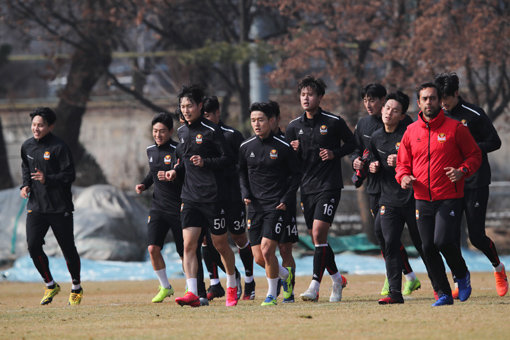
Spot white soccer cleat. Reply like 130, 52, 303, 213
329, 281, 343, 302
300, 287, 319, 302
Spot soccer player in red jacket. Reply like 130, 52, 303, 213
396, 83, 481, 306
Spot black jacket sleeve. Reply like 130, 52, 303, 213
238, 146, 251, 200
280, 147, 301, 207
202, 128, 233, 170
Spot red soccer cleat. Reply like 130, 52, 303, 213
226, 287, 238, 306
175, 292, 200, 307
378, 296, 404, 304
495, 266, 509, 297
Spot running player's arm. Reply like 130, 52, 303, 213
395, 130, 414, 186
238, 146, 252, 202
202, 128, 233, 169
44, 143, 75, 186
333, 118, 356, 159
21, 144, 32, 188
280, 146, 301, 207
455, 124, 482, 177
349, 121, 364, 166
474, 112, 501, 154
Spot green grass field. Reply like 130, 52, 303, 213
1, 273, 509, 339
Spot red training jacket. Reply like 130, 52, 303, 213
395, 109, 481, 201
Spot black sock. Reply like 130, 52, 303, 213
313, 245, 328, 283
239, 243, 254, 277
324, 244, 338, 275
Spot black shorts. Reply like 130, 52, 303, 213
220, 200, 247, 235
180, 200, 226, 236
279, 208, 298, 244
147, 210, 184, 257
247, 209, 285, 246
301, 190, 341, 229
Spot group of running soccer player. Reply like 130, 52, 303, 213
24, 73, 508, 307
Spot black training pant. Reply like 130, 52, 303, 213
26, 211, 81, 285
456, 186, 500, 267
416, 199, 468, 296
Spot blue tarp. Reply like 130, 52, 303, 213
2, 243, 509, 282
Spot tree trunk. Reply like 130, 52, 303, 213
0, 117, 14, 189
53, 44, 112, 185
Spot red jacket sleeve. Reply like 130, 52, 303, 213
395, 130, 413, 185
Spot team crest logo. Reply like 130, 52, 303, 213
180, 203, 184, 212
164, 155, 171, 164
437, 133, 446, 143
43, 151, 50, 160
380, 206, 386, 215
319, 125, 328, 135
247, 219, 251, 229
300, 202, 304, 212
147, 215, 151, 223
415, 209, 419, 220
196, 134, 203, 144
395, 142, 401, 151
269, 149, 278, 159
461, 119, 468, 127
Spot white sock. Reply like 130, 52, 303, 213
210, 278, 220, 286
405, 272, 417, 281
186, 278, 198, 296
331, 271, 342, 283
245, 275, 254, 283
71, 283, 81, 291
237, 241, 250, 249
267, 277, 279, 297
279, 264, 289, 280
495, 263, 505, 272
45, 280, 55, 287
309, 279, 320, 293
226, 273, 236, 288
155, 268, 171, 289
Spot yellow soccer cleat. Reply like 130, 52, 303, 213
68, 288, 83, 305
40, 283, 61, 305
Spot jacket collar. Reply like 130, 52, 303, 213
418, 109, 446, 129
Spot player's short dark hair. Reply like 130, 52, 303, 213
249, 101, 277, 119
175, 107, 185, 122
178, 84, 204, 106
385, 91, 409, 115
203, 96, 220, 113
416, 82, 442, 101
30, 107, 56, 126
267, 100, 280, 118
297, 75, 326, 97
434, 72, 459, 98
151, 112, 174, 130
361, 83, 387, 100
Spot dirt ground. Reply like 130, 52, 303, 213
1, 272, 509, 339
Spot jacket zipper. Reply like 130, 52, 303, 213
427, 123, 432, 201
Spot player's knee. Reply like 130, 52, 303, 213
148, 245, 161, 256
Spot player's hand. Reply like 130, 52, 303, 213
157, 171, 167, 181
387, 154, 397, 167
135, 184, 146, 194
244, 198, 251, 205
165, 170, 177, 181
353, 157, 364, 170
369, 161, 380, 173
290, 140, 299, 151
31, 168, 45, 184
174, 158, 180, 169
444, 167, 463, 182
190, 155, 204, 167
20, 186, 30, 199
401, 175, 416, 189
319, 148, 334, 161
276, 202, 287, 211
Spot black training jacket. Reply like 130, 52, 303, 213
285, 108, 355, 195
239, 133, 300, 212
141, 139, 182, 213
369, 120, 413, 207
218, 121, 245, 202
21, 133, 75, 213
445, 97, 501, 189
175, 117, 233, 203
